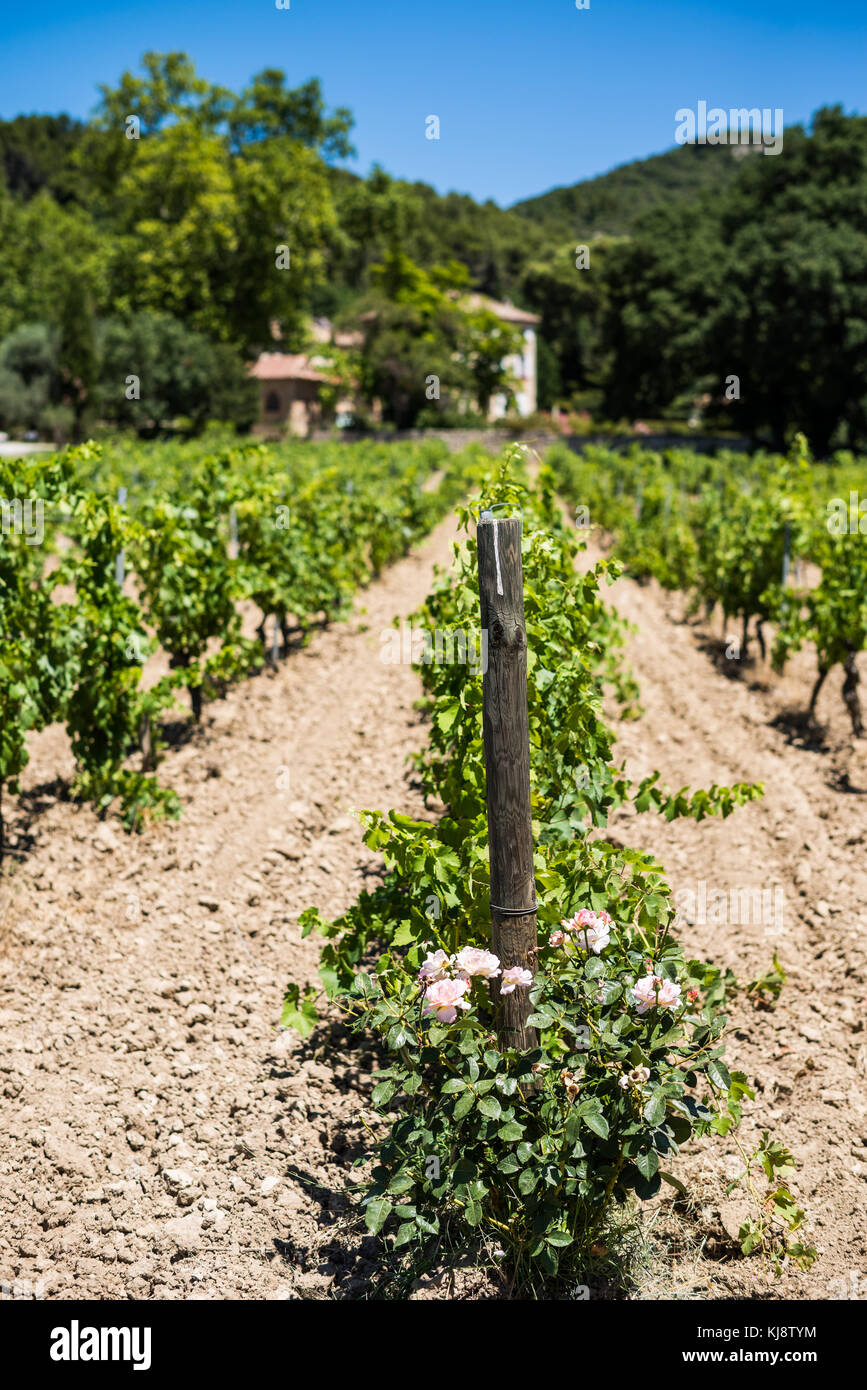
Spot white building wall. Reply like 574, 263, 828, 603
491, 327, 537, 419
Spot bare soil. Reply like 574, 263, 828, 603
0, 514, 462, 1301
589, 548, 867, 1301
1, 517, 864, 1302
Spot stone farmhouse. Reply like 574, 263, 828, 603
249, 298, 540, 436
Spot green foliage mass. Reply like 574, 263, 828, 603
0, 436, 484, 845
599, 108, 867, 453
512, 142, 744, 241
548, 434, 867, 735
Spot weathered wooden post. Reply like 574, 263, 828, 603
477, 510, 538, 1051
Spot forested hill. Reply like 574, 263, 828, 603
510, 142, 748, 240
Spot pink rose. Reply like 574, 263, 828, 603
548, 930, 566, 947
561, 909, 612, 954
632, 974, 682, 1014
423, 978, 470, 1024
562, 909, 596, 931
500, 966, 533, 995
454, 947, 501, 980
419, 949, 451, 984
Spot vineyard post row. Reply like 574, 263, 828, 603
477, 510, 538, 1053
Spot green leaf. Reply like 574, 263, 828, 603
633, 1171, 662, 1201
394, 1221, 416, 1248
527, 1012, 557, 1030
280, 984, 318, 1038
585, 1111, 609, 1140
644, 1093, 666, 1126
635, 1149, 659, 1181
478, 1096, 502, 1120
452, 1157, 478, 1185
364, 1197, 393, 1235
372, 1079, 397, 1107
497, 1121, 524, 1141
465, 1199, 483, 1227
546, 1230, 573, 1248
453, 1091, 474, 1120
435, 702, 460, 734
708, 1058, 732, 1090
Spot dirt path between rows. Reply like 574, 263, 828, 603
588, 546, 867, 1300
0, 511, 462, 1302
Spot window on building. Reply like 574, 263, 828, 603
265, 390, 281, 413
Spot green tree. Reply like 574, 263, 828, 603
460, 300, 523, 418
0, 189, 108, 344
598, 108, 867, 451
0, 323, 58, 433
359, 251, 464, 427
57, 275, 98, 440
228, 70, 354, 159
523, 242, 611, 406
100, 117, 335, 350
707, 108, 867, 453
358, 253, 522, 427
96, 312, 256, 432
0, 114, 88, 204
599, 199, 721, 421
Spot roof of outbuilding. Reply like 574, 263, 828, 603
462, 294, 541, 325
249, 353, 335, 383
358, 295, 540, 327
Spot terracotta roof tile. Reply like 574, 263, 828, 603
249, 353, 336, 383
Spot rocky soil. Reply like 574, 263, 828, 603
0, 513, 463, 1301
590, 547, 867, 1301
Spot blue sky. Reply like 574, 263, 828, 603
0, 0, 864, 205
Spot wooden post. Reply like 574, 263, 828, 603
477, 511, 538, 1051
